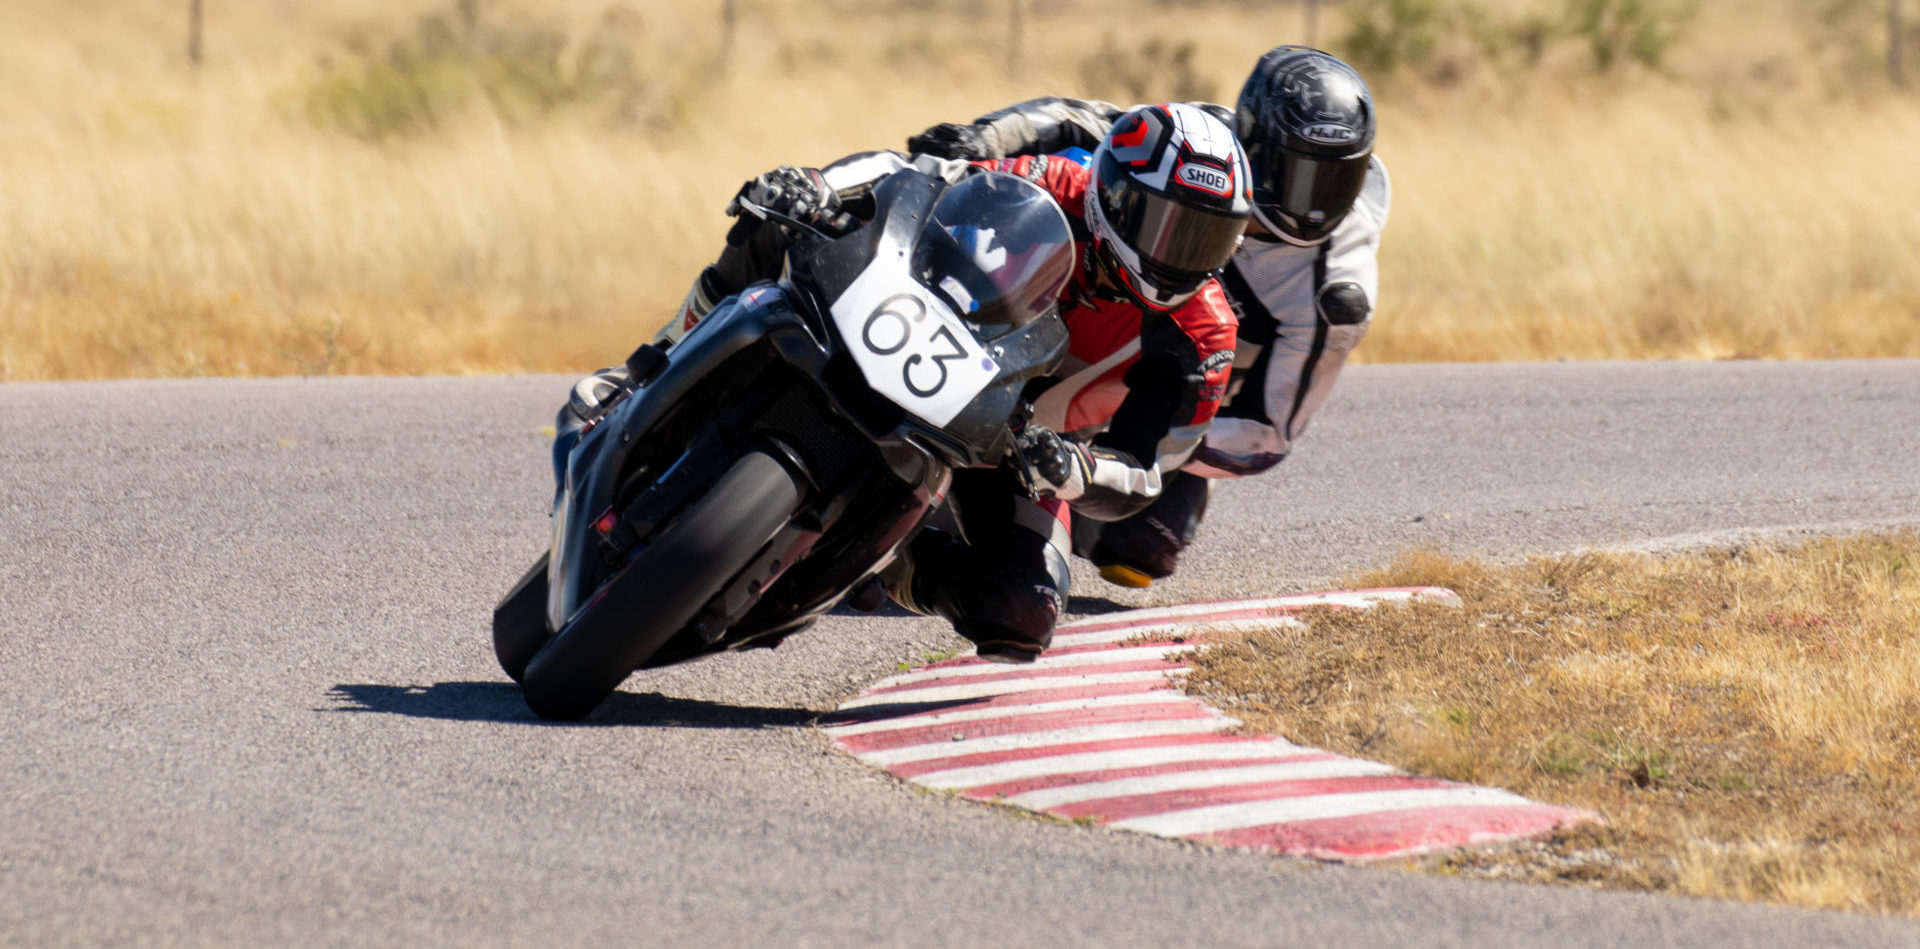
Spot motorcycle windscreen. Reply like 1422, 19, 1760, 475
913, 173, 1075, 329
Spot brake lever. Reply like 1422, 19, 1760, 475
1004, 402, 1041, 498
1006, 438, 1041, 499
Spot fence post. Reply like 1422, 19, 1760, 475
1894, 0, 1908, 88
188, 0, 203, 66
722, 0, 738, 65
1009, 0, 1025, 76
1305, 0, 1320, 47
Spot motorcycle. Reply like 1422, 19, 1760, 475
491, 169, 1077, 720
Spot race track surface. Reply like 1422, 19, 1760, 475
4, 361, 1918, 947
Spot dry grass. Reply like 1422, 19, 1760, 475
2, 0, 1917, 380
1372, 89, 1920, 362
1184, 532, 1920, 916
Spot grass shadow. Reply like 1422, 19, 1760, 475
324, 681, 818, 728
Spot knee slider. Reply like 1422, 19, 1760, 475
1317, 281, 1372, 326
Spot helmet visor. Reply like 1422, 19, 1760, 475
1101, 178, 1247, 284
1247, 146, 1371, 242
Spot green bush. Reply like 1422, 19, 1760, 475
306, 3, 651, 140
1339, 0, 1695, 81
1562, 0, 1696, 71
1077, 35, 1215, 105
1342, 0, 1446, 76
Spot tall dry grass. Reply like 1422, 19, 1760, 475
1, 0, 1916, 380
1374, 88, 1920, 361
1186, 533, 1920, 916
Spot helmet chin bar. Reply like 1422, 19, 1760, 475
1251, 203, 1335, 248
1092, 239, 1168, 311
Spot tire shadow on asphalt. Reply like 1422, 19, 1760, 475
322, 681, 819, 728
1065, 595, 1139, 616
824, 593, 1138, 620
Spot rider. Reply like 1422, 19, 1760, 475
905, 46, 1388, 589
574, 104, 1251, 663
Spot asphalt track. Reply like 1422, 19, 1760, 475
3, 360, 1918, 948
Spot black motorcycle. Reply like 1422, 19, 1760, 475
492, 169, 1077, 720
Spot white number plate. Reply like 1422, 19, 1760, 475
827, 258, 1000, 427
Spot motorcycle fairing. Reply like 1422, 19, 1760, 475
545, 170, 1074, 651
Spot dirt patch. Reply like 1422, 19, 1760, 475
1184, 532, 1920, 916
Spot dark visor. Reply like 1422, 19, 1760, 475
1247, 145, 1370, 235
1102, 183, 1247, 280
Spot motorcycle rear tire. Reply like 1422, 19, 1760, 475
491, 552, 551, 684
520, 449, 803, 721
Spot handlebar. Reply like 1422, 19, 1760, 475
733, 197, 858, 241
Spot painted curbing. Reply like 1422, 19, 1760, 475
826, 588, 1596, 862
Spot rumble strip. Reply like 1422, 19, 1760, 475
826, 589, 1595, 862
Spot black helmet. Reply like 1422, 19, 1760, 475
1235, 47, 1375, 246
1085, 103, 1253, 311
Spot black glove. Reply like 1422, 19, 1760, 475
726, 165, 840, 228
707, 166, 854, 300
706, 215, 792, 301
907, 122, 993, 160
1012, 425, 1092, 501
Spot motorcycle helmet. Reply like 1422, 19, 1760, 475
1085, 103, 1252, 311
1235, 47, 1376, 246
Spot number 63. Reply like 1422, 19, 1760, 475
861, 294, 969, 398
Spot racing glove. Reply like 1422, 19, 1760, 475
906, 122, 993, 160
1013, 426, 1093, 502
726, 165, 843, 230
698, 165, 848, 317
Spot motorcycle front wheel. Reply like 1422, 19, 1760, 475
491, 552, 551, 684
519, 449, 804, 721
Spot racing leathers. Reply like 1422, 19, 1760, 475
910, 97, 1390, 582
662, 149, 1238, 660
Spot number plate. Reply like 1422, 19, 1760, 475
828, 258, 1000, 427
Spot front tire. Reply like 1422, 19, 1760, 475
491, 553, 551, 684
520, 450, 804, 720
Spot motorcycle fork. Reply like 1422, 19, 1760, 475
687, 434, 863, 644
592, 426, 733, 568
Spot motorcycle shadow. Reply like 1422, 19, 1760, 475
826, 594, 1140, 621
324, 681, 818, 729
1066, 595, 1139, 616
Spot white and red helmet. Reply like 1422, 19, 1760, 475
1085, 103, 1253, 311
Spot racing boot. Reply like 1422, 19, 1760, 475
1080, 470, 1210, 588
550, 366, 633, 492
656, 268, 726, 348
883, 514, 1070, 665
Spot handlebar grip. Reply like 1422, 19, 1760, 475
817, 211, 859, 238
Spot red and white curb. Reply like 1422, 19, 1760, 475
826, 588, 1595, 862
